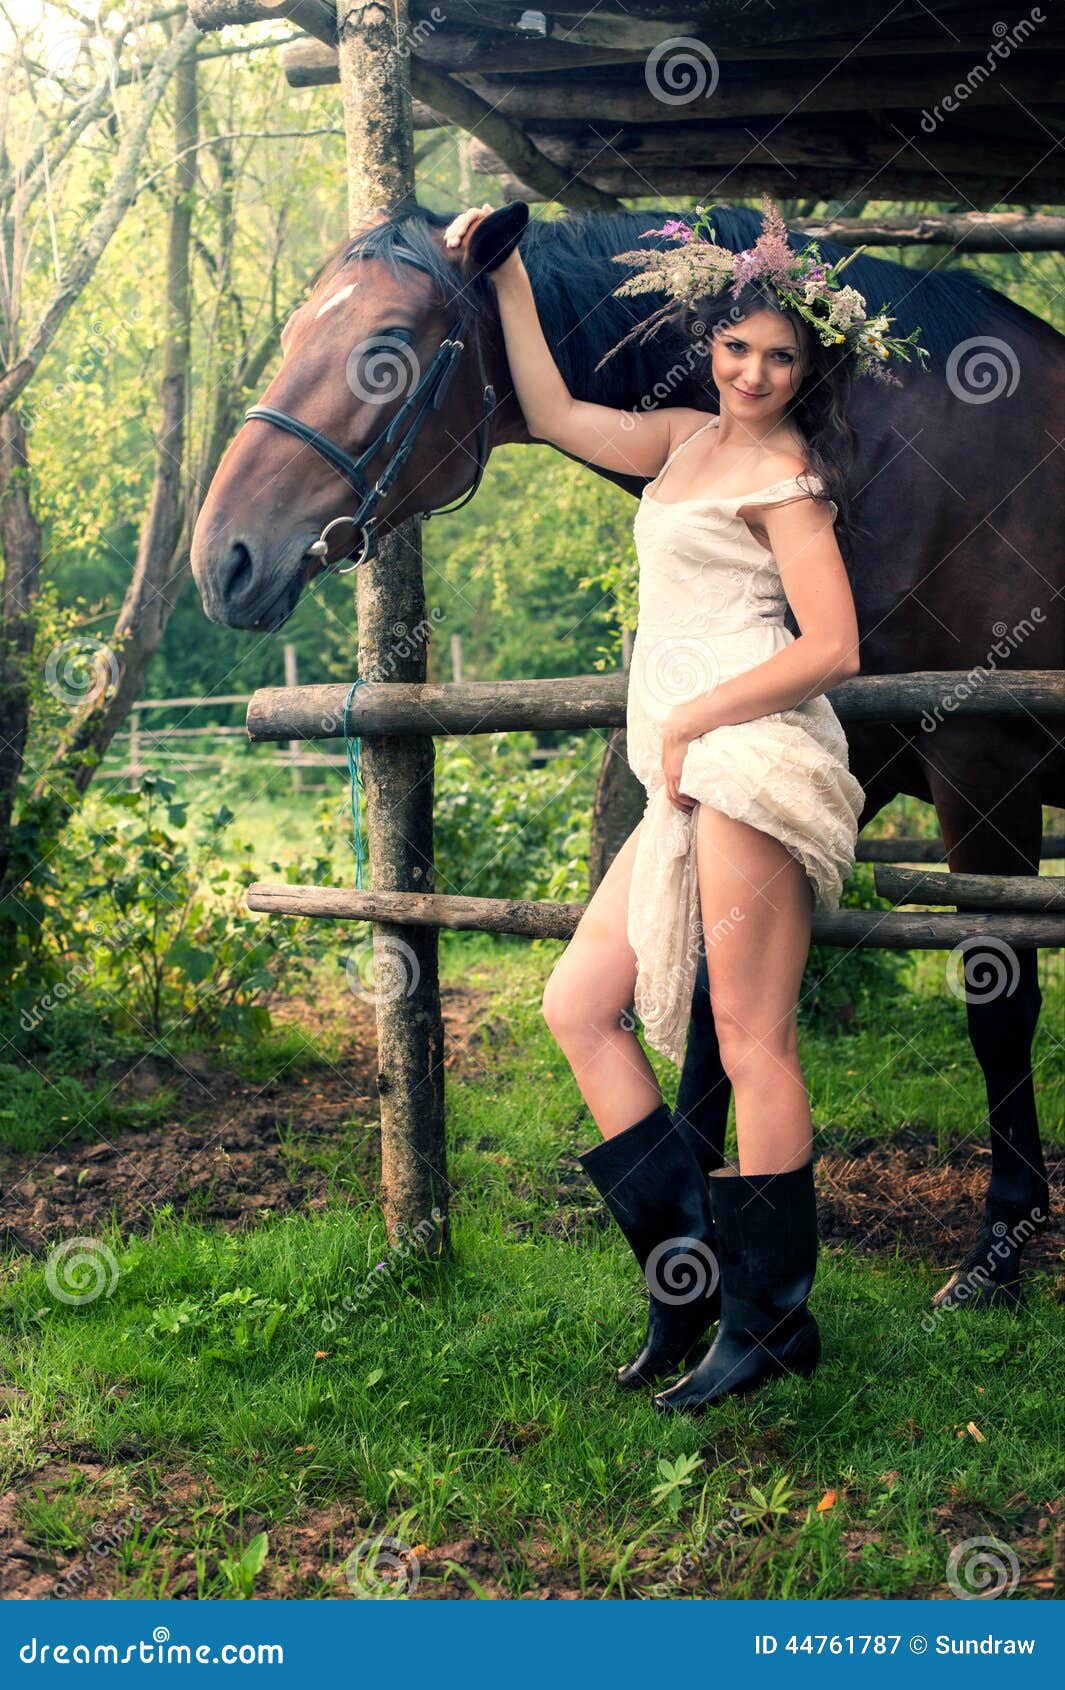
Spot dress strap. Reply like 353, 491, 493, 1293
726, 473, 835, 518
646, 416, 716, 494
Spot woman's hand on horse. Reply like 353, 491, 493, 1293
444, 205, 521, 279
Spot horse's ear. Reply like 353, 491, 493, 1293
463, 202, 530, 280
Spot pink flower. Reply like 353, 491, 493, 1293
655, 218, 694, 244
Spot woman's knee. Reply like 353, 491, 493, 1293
710, 993, 800, 1080
542, 957, 622, 1049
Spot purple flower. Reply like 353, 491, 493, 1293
656, 218, 694, 244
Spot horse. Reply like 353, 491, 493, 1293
190, 200, 1063, 1309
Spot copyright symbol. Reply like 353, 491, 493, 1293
909, 1636, 928, 1655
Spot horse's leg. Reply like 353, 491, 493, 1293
672, 947, 731, 1178
925, 749, 1050, 1309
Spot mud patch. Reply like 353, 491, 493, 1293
816, 1131, 1064, 1273
0, 983, 491, 1256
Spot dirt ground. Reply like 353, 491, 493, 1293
1, 977, 1061, 1272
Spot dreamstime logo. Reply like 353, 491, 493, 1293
945, 937, 1021, 1004
343, 935, 421, 1004
22, 307, 145, 436
645, 37, 719, 106
53, 1507, 143, 1598
364, 613, 445, 682
45, 1237, 120, 1306
45, 637, 120, 708
946, 1535, 1021, 1599
344, 1534, 421, 1598
21, 912, 145, 1031
608, 304, 743, 411
644, 1502, 747, 1597
364, 8, 447, 90
945, 337, 1020, 404
40, 30, 116, 93
640, 637, 721, 707
314, 609, 446, 736
645, 1237, 719, 1305
918, 609, 1044, 733
920, 10, 1046, 133
346, 334, 421, 406
920, 1208, 1044, 1331
321, 1208, 444, 1331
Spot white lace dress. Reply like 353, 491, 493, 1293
626, 415, 865, 1065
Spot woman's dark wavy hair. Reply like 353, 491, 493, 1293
699, 280, 858, 544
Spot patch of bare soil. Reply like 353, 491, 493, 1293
0, 984, 496, 1256
816, 1131, 1064, 1275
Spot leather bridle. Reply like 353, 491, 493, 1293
243, 248, 496, 574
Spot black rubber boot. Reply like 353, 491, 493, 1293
653, 1159, 821, 1415
577, 1102, 721, 1390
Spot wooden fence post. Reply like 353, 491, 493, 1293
335, 0, 449, 1250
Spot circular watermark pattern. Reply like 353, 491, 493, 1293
645, 1237, 719, 1305
945, 937, 1021, 1004
45, 1237, 120, 1306
40, 31, 116, 92
945, 337, 1020, 405
640, 636, 721, 707
344, 1534, 421, 1598
946, 1535, 1020, 1600
345, 334, 421, 406
344, 935, 421, 1005
44, 637, 120, 708
644, 37, 719, 106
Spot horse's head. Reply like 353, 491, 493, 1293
190, 202, 529, 630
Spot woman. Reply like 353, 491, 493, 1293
444, 199, 925, 1417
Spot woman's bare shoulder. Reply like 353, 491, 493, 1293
665, 406, 715, 447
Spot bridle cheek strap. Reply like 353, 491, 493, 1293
243, 253, 496, 574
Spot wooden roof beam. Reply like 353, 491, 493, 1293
793, 212, 1065, 251
490, 166, 1054, 211
407, 56, 622, 210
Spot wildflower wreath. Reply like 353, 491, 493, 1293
609, 195, 929, 385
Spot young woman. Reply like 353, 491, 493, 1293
443, 200, 921, 1417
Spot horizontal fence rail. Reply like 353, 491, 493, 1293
243, 668, 1065, 951
245, 670, 1065, 742
245, 882, 1065, 949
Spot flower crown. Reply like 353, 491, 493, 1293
609, 195, 929, 385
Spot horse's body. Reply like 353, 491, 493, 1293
191, 203, 1063, 1305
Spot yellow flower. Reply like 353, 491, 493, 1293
835, 334, 845, 344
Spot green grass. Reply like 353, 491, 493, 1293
1, 935, 1062, 1599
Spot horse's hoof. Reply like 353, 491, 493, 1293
931, 1268, 1023, 1313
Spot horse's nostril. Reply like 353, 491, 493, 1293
221, 540, 254, 608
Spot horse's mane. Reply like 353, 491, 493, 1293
322, 202, 1058, 404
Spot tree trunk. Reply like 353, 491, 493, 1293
30, 26, 200, 812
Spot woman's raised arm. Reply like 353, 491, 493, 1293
445, 205, 701, 481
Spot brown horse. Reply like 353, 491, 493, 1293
190, 201, 1063, 1308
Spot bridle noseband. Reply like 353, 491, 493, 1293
243, 247, 496, 574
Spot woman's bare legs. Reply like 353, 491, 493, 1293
541, 818, 663, 1139
694, 804, 815, 1174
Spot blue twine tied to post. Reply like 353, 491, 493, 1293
342, 677, 367, 889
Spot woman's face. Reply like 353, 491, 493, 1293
711, 308, 806, 424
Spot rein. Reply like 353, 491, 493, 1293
243, 248, 496, 573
